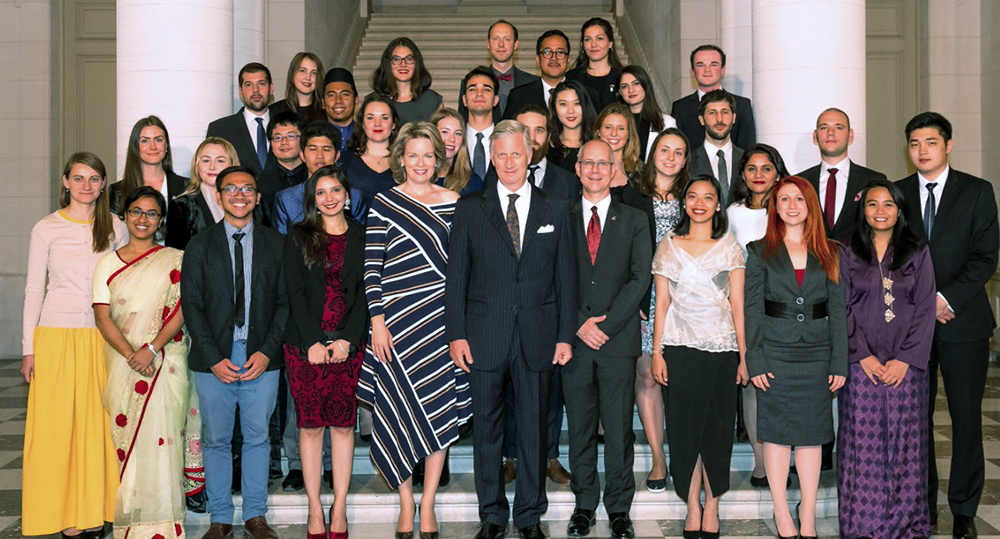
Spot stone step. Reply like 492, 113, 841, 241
184, 469, 839, 525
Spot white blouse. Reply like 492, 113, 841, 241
652, 230, 744, 352
727, 202, 768, 255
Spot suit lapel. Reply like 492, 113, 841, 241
214, 224, 235, 307
593, 200, 620, 267
249, 224, 265, 301
520, 187, 548, 257
932, 169, 961, 241
835, 161, 866, 232
481, 187, 518, 256
899, 175, 925, 237
233, 108, 256, 160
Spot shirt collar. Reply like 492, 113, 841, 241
703, 139, 732, 155
497, 175, 532, 199
224, 216, 254, 237
243, 107, 269, 123
582, 193, 611, 215
820, 156, 850, 176
918, 165, 951, 188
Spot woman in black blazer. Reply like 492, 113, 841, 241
744, 176, 847, 539
282, 165, 367, 539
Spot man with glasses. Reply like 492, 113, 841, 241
183, 165, 288, 539
504, 30, 576, 120
273, 122, 343, 234
258, 111, 306, 220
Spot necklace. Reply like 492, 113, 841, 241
878, 251, 895, 322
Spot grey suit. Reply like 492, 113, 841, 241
563, 199, 650, 513
689, 144, 744, 207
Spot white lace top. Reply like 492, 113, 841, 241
652, 230, 745, 352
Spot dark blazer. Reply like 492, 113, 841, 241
689, 144, 744, 207
165, 191, 269, 250
571, 200, 651, 358
445, 185, 577, 371
743, 240, 848, 378
898, 168, 1000, 343
798, 160, 887, 241
670, 91, 756, 150
258, 160, 308, 220
181, 220, 288, 372
459, 65, 538, 124
206, 107, 273, 174
109, 171, 187, 214
620, 183, 658, 316
502, 79, 599, 120
282, 221, 368, 351
483, 160, 581, 200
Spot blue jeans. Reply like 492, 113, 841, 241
195, 340, 279, 523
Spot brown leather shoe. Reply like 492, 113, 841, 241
547, 458, 572, 484
503, 458, 517, 484
200, 523, 234, 539
243, 516, 278, 539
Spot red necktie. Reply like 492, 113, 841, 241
587, 206, 601, 264
497, 73, 512, 82
824, 167, 838, 230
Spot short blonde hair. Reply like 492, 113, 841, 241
389, 122, 448, 185
489, 119, 532, 158
182, 137, 240, 196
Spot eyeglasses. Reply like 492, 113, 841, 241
126, 208, 162, 220
539, 49, 569, 60
271, 133, 299, 143
579, 160, 612, 170
221, 185, 257, 196
391, 55, 416, 66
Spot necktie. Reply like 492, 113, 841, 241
587, 206, 601, 264
716, 149, 728, 194
473, 133, 486, 179
255, 117, 267, 168
506, 193, 520, 256
497, 73, 513, 82
529, 165, 541, 187
824, 167, 839, 230
233, 232, 246, 328
924, 183, 938, 238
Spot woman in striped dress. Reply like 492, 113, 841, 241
357, 122, 472, 539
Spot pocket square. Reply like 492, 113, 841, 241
537, 224, 555, 233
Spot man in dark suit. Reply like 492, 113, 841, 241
503, 30, 572, 120
563, 140, 651, 539
446, 120, 577, 539
688, 89, 743, 206
670, 45, 756, 150
207, 62, 275, 174
459, 20, 539, 123
463, 67, 500, 180
183, 166, 288, 539
258, 111, 307, 219
897, 112, 999, 539
798, 108, 887, 243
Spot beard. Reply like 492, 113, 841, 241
530, 140, 550, 165
706, 122, 733, 142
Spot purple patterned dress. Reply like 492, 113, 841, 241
837, 244, 936, 539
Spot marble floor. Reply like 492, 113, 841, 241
3, 358, 1000, 538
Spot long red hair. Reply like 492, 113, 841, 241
762, 176, 840, 283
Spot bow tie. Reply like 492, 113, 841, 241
497, 73, 512, 82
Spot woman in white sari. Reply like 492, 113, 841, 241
93, 186, 201, 538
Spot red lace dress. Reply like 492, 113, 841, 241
283, 232, 364, 428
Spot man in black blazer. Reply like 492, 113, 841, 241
503, 30, 571, 120
207, 62, 275, 174
459, 20, 539, 123
897, 112, 999, 539
670, 45, 756, 150
446, 121, 577, 539
688, 89, 743, 206
183, 166, 288, 539
564, 140, 651, 539
799, 108, 887, 242
258, 111, 307, 220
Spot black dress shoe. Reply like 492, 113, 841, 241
608, 513, 634, 539
954, 515, 978, 539
518, 523, 546, 539
472, 522, 505, 539
281, 469, 304, 491
681, 531, 701, 539
566, 508, 596, 537
185, 489, 207, 513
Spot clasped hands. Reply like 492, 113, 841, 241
126, 346, 157, 377
210, 351, 270, 383
307, 340, 351, 365
859, 355, 909, 387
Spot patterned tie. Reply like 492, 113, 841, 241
924, 183, 938, 238
233, 232, 246, 328
529, 165, 541, 188
506, 194, 520, 256
255, 117, 267, 168
824, 168, 839, 230
587, 206, 601, 264
473, 132, 486, 179
716, 149, 728, 194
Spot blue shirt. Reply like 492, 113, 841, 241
332, 121, 354, 152
223, 218, 254, 342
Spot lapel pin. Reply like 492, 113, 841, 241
611, 215, 617, 221
854, 192, 862, 202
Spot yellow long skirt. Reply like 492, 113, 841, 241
22, 327, 118, 535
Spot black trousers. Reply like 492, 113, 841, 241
561, 353, 637, 513
503, 366, 564, 460
469, 330, 551, 529
927, 338, 989, 517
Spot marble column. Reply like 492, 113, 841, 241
117, 0, 234, 176
234, 0, 266, 112
720, 0, 753, 98
751, 0, 866, 174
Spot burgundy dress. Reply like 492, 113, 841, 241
284, 233, 364, 428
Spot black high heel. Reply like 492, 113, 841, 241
773, 512, 798, 539
796, 502, 817, 539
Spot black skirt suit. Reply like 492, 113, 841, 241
744, 240, 848, 446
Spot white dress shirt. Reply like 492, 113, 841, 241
529, 158, 549, 188
541, 78, 563, 108
498, 178, 532, 246
819, 156, 850, 223
243, 107, 270, 152
467, 123, 494, 161
581, 193, 611, 233
704, 139, 733, 182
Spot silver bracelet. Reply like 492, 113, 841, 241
337, 342, 348, 354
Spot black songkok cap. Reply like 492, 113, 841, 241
324, 68, 357, 95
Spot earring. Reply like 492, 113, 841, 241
345, 198, 351, 209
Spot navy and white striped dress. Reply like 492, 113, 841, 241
357, 187, 472, 488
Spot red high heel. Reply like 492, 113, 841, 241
328, 531, 348, 539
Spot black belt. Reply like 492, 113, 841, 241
765, 300, 828, 320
